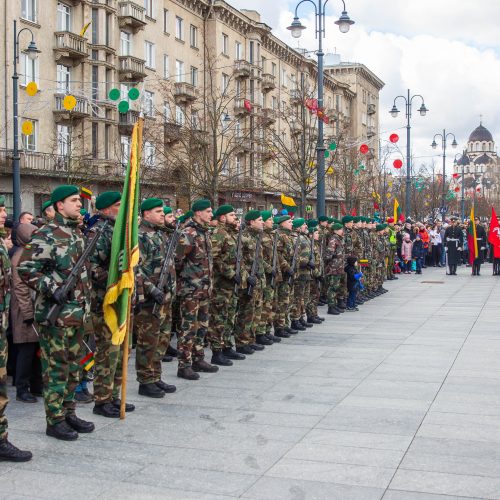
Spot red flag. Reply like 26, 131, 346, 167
243, 99, 252, 112
350, 207, 357, 216
341, 203, 347, 216
488, 207, 500, 258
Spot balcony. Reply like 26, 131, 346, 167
367, 126, 376, 138
262, 73, 276, 92
53, 94, 90, 122
261, 108, 277, 126
118, 109, 140, 134
367, 103, 376, 115
234, 137, 252, 152
234, 98, 252, 116
164, 121, 182, 144
290, 121, 302, 135
250, 66, 262, 81
290, 88, 302, 104
54, 32, 89, 65
173, 82, 197, 103
233, 60, 252, 78
117, 1, 146, 32
118, 55, 147, 81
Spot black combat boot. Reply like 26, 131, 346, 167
177, 366, 200, 380
93, 402, 120, 418
139, 383, 166, 398
291, 320, 306, 331
192, 359, 219, 372
0, 438, 32, 462
46, 420, 78, 441
285, 325, 299, 334
300, 318, 313, 328
65, 414, 95, 433
250, 343, 265, 351
307, 315, 321, 324
266, 332, 281, 343
162, 354, 173, 362
256, 334, 273, 346
155, 380, 177, 393
337, 299, 346, 310
274, 328, 290, 338
236, 345, 254, 355
112, 399, 135, 412
211, 351, 233, 366
166, 345, 178, 356
327, 305, 340, 315
223, 347, 246, 360
315, 315, 325, 322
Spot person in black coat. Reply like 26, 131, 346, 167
412, 234, 424, 274
472, 217, 487, 276
344, 257, 361, 311
444, 218, 464, 275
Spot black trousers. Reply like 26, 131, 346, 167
432, 245, 441, 266
15, 342, 43, 395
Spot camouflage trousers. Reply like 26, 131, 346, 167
92, 314, 124, 404
376, 266, 385, 287
208, 286, 237, 351
135, 301, 171, 384
387, 250, 395, 279
290, 279, 310, 320
256, 278, 274, 335
177, 296, 208, 369
326, 274, 342, 306
38, 325, 84, 426
273, 281, 291, 329
306, 279, 320, 318
234, 286, 259, 346
0, 326, 8, 439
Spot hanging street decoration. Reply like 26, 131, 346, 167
109, 87, 141, 114
454, 187, 460, 192
329, 142, 337, 151
452, 173, 459, 179
63, 95, 77, 111
21, 121, 33, 135
389, 133, 399, 143
359, 144, 369, 154
26, 81, 38, 96
326, 167, 334, 175
324, 150, 330, 158
393, 159, 403, 169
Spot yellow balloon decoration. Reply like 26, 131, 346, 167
26, 82, 38, 96
309, 161, 315, 168
306, 177, 312, 185
387, 193, 392, 198
326, 167, 334, 175
63, 95, 77, 111
21, 121, 33, 135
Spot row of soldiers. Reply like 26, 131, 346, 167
0, 185, 394, 460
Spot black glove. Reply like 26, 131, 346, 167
234, 274, 241, 285
307, 260, 316, 270
284, 269, 294, 279
52, 287, 68, 305
23, 318, 34, 326
150, 287, 165, 305
247, 275, 257, 287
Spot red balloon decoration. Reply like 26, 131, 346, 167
454, 187, 460, 192
359, 144, 369, 154
389, 133, 399, 143
452, 173, 459, 179
476, 186, 481, 191
393, 159, 403, 169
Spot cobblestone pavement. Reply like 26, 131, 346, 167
2, 265, 500, 499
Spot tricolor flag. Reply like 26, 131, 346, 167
81, 187, 92, 200
393, 198, 403, 222
281, 194, 297, 213
488, 207, 500, 259
103, 119, 141, 345
79, 351, 94, 371
467, 206, 479, 265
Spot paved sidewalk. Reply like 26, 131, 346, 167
2, 265, 500, 499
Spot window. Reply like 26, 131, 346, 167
235, 156, 242, 176
222, 33, 228, 55
144, 0, 154, 18
91, 8, 99, 44
175, 16, 183, 40
144, 90, 154, 116
221, 73, 229, 94
22, 0, 37, 22
192, 111, 199, 129
57, 124, 70, 157
120, 135, 130, 166
272, 96, 277, 110
92, 123, 98, 159
163, 9, 168, 32
175, 105, 184, 125
175, 60, 184, 83
120, 31, 131, 55
57, 2, 71, 31
163, 54, 169, 79
235, 80, 241, 96
105, 13, 111, 46
235, 41, 242, 60
144, 141, 155, 167
56, 64, 71, 93
163, 101, 171, 122
104, 124, 110, 159
91, 65, 99, 101
235, 120, 241, 137
281, 69, 287, 87
189, 25, 198, 48
271, 62, 277, 76
221, 159, 229, 175
190, 66, 198, 87
261, 56, 266, 73
145, 41, 155, 68
22, 119, 37, 151
249, 41, 254, 63
21, 53, 39, 86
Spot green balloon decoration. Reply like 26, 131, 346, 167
118, 100, 130, 113
329, 142, 337, 151
359, 164, 366, 170
128, 88, 140, 100
109, 88, 120, 101
324, 150, 330, 158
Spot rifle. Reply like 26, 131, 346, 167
270, 230, 280, 289
247, 231, 262, 297
288, 234, 300, 286
234, 222, 244, 293
47, 219, 109, 326
152, 220, 181, 319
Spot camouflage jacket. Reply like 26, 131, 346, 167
88, 216, 114, 313
369, 231, 379, 268
17, 213, 91, 328
311, 238, 321, 279
238, 226, 264, 290
344, 228, 361, 258
175, 219, 213, 299
261, 228, 275, 277
325, 233, 344, 276
211, 222, 243, 289
375, 234, 386, 267
293, 231, 311, 281
0, 234, 11, 330
276, 228, 293, 282
359, 228, 372, 260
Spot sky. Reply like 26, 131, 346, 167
230, 0, 500, 175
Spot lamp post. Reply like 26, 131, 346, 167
287, 0, 354, 218
431, 129, 458, 219
389, 90, 428, 219
453, 151, 467, 221
12, 20, 40, 221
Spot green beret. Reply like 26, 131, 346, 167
163, 206, 173, 215
41, 200, 52, 212
327, 217, 334, 223
308, 226, 318, 234
342, 215, 353, 224
80, 208, 88, 216
191, 199, 211, 212
318, 215, 329, 222
376, 224, 384, 231
261, 210, 272, 222
332, 223, 343, 231
353, 216, 361, 223
141, 197, 163, 212
275, 215, 291, 224
214, 204, 234, 218
51, 185, 79, 205
292, 217, 306, 229
307, 219, 319, 228
244, 210, 261, 222
0, 196, 4, 207
95, 191, 121, 210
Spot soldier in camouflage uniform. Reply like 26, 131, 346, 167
290, 218, 313, 331
358, 217, 373, 300
0, 195, 32, 461
272, 215, 295, 338
207, 205, 246, 366
134, 198, 177, 398
18, 185, 95, 441
374, 224, 388, 293
324, 222, 345, 315
89, 191, 134, 417
386, 218, 397, 280
367, 219, 379, 296
41, 200, 56, 224
317, 216, 330, 303
175, 199, 217, 380
306, 221, 324, 324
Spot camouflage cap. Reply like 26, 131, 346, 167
95, 191, 121, 210
244, 210, 261, 221
140, 198, 163, 212
51, 185, 79, 204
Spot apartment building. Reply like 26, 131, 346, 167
0, 0, 383, 215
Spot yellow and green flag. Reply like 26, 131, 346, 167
103, 119, 142, 345
281, 194, 297, 213
467, 206, 478, 265
394, 198, 403, 222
